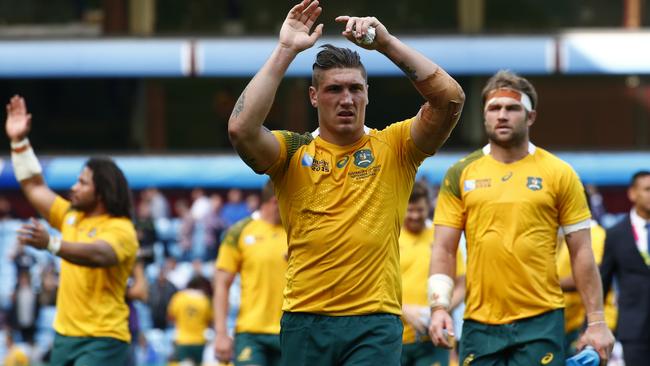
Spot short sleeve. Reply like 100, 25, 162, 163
556, 166, 591, 226
433, 168, 466, 229
264, 130, 314, 180
215, 217, 251, 273
378, 119, 432, 174
95, 220, 138, 263
48, 196, 71, 230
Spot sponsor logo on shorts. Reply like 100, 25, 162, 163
237, 346, 252, 362
462, 353, 475, 365
527, 176, 543, 191
353, 149, 374, 168
541, 352, 554, 364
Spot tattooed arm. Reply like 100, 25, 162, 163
334, 16, 465, 154
228, 0, 323, 172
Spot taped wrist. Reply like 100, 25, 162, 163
48, 235, 61, 255
427, 274, 454, 310
10, 138, 42, 181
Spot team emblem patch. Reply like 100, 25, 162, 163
526, 176, 543, 191
336, 156, 350, 168
462, 353, 475, 366
353, 149, 374, 168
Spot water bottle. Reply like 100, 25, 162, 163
566, 346, 600, 366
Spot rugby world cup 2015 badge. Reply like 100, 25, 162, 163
353, 149, 374, 168
526, 176, 543, 191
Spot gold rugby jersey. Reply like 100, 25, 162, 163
434, 144, 590, 324
266, 118, 430, 315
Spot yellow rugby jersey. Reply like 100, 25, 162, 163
265, 119, 430, 315
399, 224, 466, 344
556, 223, 617, 332
434, 144, 590, 324
48, 196, 138, 342
168, 289, 212, 345
215, 216, 287, 334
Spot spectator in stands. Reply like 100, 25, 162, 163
37, 265, 58, 307
6, 95, 138, 365
125, 259, 148, 366
203, 193, 227, 262
168, 275, 213, 366
600, 170, 650, 366
0, 195, 16, 219
148, 259, 177, 330
221, 188, 250, 227
135, 199, 157, 265
10, 245, 36, 277
190, 188, 212, 222
245, 193, 260, 213
213, 180, 286, 365
586, 184, 607, 226
175, 199, 195, 261
142, 187, 170, 220
9, 270, 38, 345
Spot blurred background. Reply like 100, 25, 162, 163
0, 1, 648, 365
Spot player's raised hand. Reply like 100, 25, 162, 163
16, 218, 50, 250
5, 95, 32, 142
334, 15, 389, 51
279, 0, 323, 53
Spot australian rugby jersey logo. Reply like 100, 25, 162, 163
526, 176, 543, 191
353, 149, 374, 168
336, 156, 350, 168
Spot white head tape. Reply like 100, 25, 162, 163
485, 88, 533, 112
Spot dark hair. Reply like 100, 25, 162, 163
261, 180, 275, 203
482, 70, 538, 110
409, 181, 431, 204
631, 170, 650, 187
312, 44, 367, 87
85, 157, 134, 219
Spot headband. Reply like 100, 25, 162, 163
485, 88, 533, 112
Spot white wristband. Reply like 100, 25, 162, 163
427, 274, 454, 310
48, 236, 61, 255
10, 138, 43, 181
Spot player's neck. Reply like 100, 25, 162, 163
488, 140, 530, 164
318, 126, 365, 146
634, 206, 650, 220
84, 202, 108, 218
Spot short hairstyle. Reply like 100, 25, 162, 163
261, 180, 275, 203
482, 70, 538, 110
85, 157, 134, 219
312, 44, 367, 87
409, 181, 431, 204
630, 170, 650, 187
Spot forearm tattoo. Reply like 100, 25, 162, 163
397, 62, 418, 81
231, 87, 247, 118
